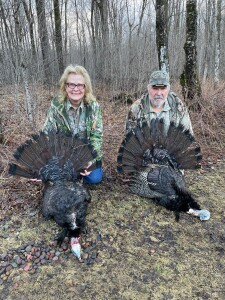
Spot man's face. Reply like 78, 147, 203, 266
148, 85, 170, 108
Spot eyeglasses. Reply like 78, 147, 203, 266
66, 83, 85, 90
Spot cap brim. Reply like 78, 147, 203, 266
151, 84, 168, 87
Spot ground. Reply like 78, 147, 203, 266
0, 84, 225, 299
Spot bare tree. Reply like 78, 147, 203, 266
13, 0, 34, 123
156, 0, 169, 72
137, 0, 148, 37
214, 0, 222, 87
35, 0, 51, 83
90, 0, 110, 82
180, 0, 201, 105
199, 0, 216, 83
0, 0, 225, 92
21, 0, 36, 59
0, 110, 3, 144
53, 0, 64, 75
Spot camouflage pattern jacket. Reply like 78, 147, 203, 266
43, 97, 103, 164
125, 92, 193, 135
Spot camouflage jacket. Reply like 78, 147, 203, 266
43, 97, 103, 164
125, 92, 193, 134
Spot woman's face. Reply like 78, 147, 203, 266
65, 73, 86, 107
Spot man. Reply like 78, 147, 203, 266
125, 70, 193, 134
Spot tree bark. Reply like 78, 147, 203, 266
91, 0, 110, 83
21, 0, 36, 59
0, 110, 3, 144
53, 0, 64, 75
35, 0, 51, 83
180, 0, 201, 107
214, 0, 221, 87
156, 0, 169, 72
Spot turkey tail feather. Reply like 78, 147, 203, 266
9, 131, 97, 181
117, 119, 202, 173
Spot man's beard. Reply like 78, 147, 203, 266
150, 96, 166, 108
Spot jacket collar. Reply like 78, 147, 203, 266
65, 99, 84, 112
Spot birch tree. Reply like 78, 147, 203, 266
156, 0, 169, 72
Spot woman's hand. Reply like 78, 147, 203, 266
29, 178, 42, 182
80, 161, 93, 177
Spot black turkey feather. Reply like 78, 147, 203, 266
9, 131, 97, 244
117, 119, 202, 220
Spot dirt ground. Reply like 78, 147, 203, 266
0, 85, 225, 300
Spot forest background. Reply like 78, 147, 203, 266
0, 1, 225, 299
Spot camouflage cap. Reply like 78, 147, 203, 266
149, 70, 170, 87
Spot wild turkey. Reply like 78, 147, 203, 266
117, 118, 203, 221
8, 131, 97, 245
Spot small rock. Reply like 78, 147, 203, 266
40, 259, 46, 264
25, 245, 32, 252
0, 252, 7, 260
149, 236, 160, 243
35, 251, 41, 258
149, 249, 156, 254
82, 253, 89, 260
0, 268, 6, 275
1, 262, 8, 268
23, 264, 31, 272
91, 252, 97, 259
11, 262, 18, 268
29, 211, 37, 217
14, 256, 22, 265
52, 256, 59, 261
19, 264, 26, 270
26, 254, 33, 261
62, 244, 68, 251
5, 265, 12, 272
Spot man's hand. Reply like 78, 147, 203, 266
80, 161, 93, 177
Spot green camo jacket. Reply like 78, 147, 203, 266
43, 97, 103, 164
125, 92, 193, 135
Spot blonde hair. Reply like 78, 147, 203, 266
58, 65, 95, 104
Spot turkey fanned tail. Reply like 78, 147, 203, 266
117, 119, 202, 220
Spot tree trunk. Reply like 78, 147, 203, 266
91, 0, 110, 83
13, 0, 34, 123
180, 0, 201, 107
35, 0, 51, 83
53, 0, 64, 75
214, 0, 221, 87
0, 110, 3, 144
156, 0, 169, 72
21, 0, 36, 59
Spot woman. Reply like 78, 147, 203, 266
43, 65, 103, 184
